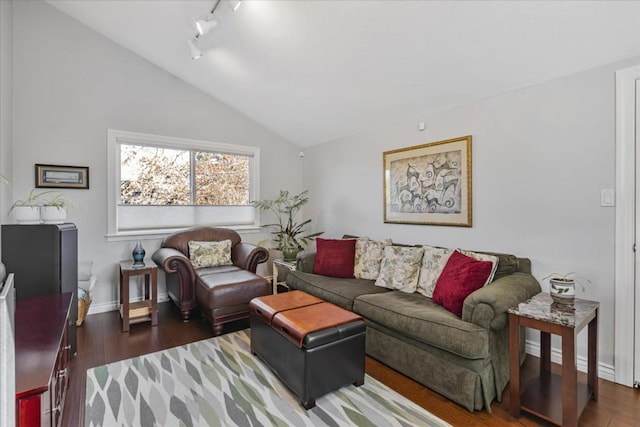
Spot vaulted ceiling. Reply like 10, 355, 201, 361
47, 1, 640, 147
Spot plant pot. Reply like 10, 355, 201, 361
13, 206, 41, 224
549, 278, 576, 305
41, 206, 67, 224
282, 246, 300, 262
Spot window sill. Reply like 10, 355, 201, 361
105, 225, 263, 242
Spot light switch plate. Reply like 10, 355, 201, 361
601, 189, 615, 207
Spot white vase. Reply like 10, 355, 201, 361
41, 206, 67, 224
549, 278, 576, 305
13, 206, 41, 224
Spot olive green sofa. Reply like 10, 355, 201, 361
286, 248, 540, 412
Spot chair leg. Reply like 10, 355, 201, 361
213, 323, 224, 336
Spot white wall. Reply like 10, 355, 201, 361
7, 0, 633, 377
10, 1, 303, 311
0, 0, 13, 248
304, 58, 640, 372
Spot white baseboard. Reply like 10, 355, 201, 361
87, 293, 170, 315
526, 339, 615, 382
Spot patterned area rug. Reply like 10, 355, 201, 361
85, 330, 451, 427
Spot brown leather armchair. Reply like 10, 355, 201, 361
152, 227, 270, 335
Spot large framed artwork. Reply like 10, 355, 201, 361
383, 135, 472, 227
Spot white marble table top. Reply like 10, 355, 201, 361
508, 292, 599, 328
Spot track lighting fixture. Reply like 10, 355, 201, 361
187, 39, 202, 60
227, 0, 242, 12
189, 0, 241, 60
196, 18, 218, 36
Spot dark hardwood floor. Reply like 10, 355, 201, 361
63, 302, 640, 426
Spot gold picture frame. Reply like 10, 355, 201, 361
383, 135, 472, 227
35, 164, 90, 189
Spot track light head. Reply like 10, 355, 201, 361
195, 19, 218, 36
187, 39, 202, 60
227, 0, 242, 12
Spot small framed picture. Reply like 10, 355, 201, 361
35, 164, 90, 189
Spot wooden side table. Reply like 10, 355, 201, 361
119, 259, 158, 332
272, 258, 296, 294
508, 292, 599, 427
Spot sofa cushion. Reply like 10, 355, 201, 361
375, 246, 424, 292
353, 291, 489, 359
417, 246, 454, 298
196, 265, 240, 275
196, 269, 269, 308
189, 240, 233, 268
458, 249, 499, 286
313, 238, 356, 278
432, 251, 493, 317
354, 237, 392, 280
286, 270, 390, 310
476, 251, 520, 280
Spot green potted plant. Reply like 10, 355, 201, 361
9, 189, 46, 224
251, 190, 323, 261
543, 272, 590, 306
40, 192, 71, 224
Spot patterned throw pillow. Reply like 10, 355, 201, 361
375, 246, 425, 292
354, 237, 393, 280
458, 249, 499, 286
416, 246, 454, 298
188, 240, 233, 269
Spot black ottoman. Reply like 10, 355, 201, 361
249, 291, 365, 409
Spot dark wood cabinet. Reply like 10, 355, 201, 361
15, 293, 71, 427
1, 224, 78, 354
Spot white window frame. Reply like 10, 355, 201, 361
107, 129, 260, 240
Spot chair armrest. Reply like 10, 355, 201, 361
462, 272, 541, 331
296, 251, 316, 273
152, 247, 196, 285
232, 243, 269, 273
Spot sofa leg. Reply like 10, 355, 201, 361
181, 309, 191, 322
213, 323, 224, 336
353, 378, 364, 387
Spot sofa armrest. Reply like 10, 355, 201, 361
152, 247, 196, 284
151, 248, 196, 283
296, 251, 316, 273
232, 243, 269, 273
462, 272, 541, 331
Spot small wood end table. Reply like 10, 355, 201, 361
272, 258, 296, 294
119, 259, 158, 332
508, 292, 599, 427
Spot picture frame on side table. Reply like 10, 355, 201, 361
35, 164, 90, 189
383, 135, 472, 227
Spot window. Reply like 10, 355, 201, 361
107, 129, 259, 237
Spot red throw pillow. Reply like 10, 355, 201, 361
313, 238, 356, 278
432, 250, 493, 317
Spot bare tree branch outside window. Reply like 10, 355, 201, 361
120, 144, 250, 206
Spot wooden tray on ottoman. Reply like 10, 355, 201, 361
249, 291, 366, 409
